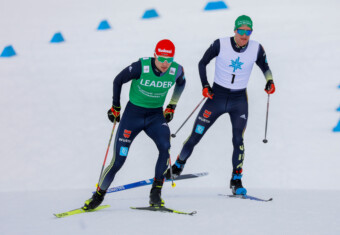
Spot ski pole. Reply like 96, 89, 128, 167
263, 94, 270, 143
96, 121, 117, 188
171, 97, 206, 138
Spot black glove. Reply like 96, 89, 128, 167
107, 105, 121, 123
264, 80, 275, 94
163, 104, 176, 123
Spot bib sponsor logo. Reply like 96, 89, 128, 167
140, 79, 173, 88
229, 57, 244, 72
169, 67, 176, 75
143, 66, 150, 73
195, 124, 205, 135
123, 129, 131, 138
203, 110, 212, 118
120, 147, 129, 157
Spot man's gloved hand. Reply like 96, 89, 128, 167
202, 84, 214, 99
264, 80, 275, 94
164, 104, 176, 123
107, 105, 121, 123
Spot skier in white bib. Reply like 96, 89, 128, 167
165, 15, 275, 195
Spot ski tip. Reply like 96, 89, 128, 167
194, 172, 209, 177
54, 204, 111, 218
54, 213, 68, 218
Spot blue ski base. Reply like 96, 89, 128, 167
101, 172, 209, 194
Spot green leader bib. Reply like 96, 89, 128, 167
129, 57, 178, 108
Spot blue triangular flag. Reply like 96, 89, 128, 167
50, 32, 65, 43
333, 120, 340, 132
142, 9, 159, 19
97, 20, 111, 30
204, 1, 228, 11
0, 45, 16, 57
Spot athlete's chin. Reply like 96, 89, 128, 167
239, 39, 249, 46
161, 67, 169, 72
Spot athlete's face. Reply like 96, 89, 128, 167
154, 53, 172, 73
234, 25, 252, 47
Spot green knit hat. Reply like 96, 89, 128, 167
234, 15, 253, 30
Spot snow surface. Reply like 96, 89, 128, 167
1, 0, 340, 234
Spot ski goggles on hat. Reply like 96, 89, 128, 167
156, 54, 174, 63
236, 29, 252, 36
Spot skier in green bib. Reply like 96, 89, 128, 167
83, 39, 186, 210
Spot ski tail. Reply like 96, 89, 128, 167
130, 206, 197, 215
168, 172, 208, 181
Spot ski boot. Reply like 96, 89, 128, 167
149, 179, 165, 207
230, 172, 247, 195
165, 156, 186, 179
83, 188, 106, 210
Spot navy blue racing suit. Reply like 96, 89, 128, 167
98, 58, 185, 190
179, 83, 247, 172
178, 37, 272, 174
